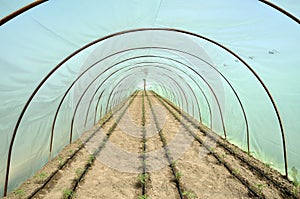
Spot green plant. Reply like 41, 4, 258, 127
13, 188, 25, 198
138, 173, 148, 184
138, 194, 150, 199
62, 188, 73, 199
232, 168, 240, 175
171, 160, 177, 167
141, 151, 147, 156
58, 157, 64, 166
291, 166, 299, 186
166, 150, 170, 156
256, 183, 264, 196
78, 140, 83, 146
291, 167, 300, 196
75, 168, 83, 179
182, 190, 197, 198
88, 154, 95, 165
175, 172, 182, 180
35, 172, 47, 183
293, 185, 299, 196
265, 162, 273, 169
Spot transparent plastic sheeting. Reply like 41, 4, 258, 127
268, 0, 300, 19
0, 0, 33, 18
1, 0, 299, 21
0, 0, 300, 196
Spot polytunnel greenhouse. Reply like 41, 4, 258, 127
0, 0, 300, 198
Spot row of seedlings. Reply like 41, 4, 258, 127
154, 93, 300, 198
27, 93, 138, 198
146, 93, 184, 199
65, 93, 138, 198
137, 91, 149, 199
149, 94, 198, 199
154, 92, 293, 198
154, 91, 297, 198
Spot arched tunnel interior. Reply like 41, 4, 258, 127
1, 1, 300, 198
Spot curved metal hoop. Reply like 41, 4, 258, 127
0, 0, 48, 26
90, 68, 187, 129
259, 0, 300, 24
4, 28, 288, 196
89, 61, 211, 130
82, 46, 246, 142
104, 68, 190, 119
69, 54, 224, 144
51, 46, 243, 157
69, 62, 188, 144
77, 56, 221, 140
104, 68, 189, 116
102, 63, 202, 123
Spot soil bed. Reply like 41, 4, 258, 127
3, 91, 298, 199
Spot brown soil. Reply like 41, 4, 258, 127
149, 96, 251, 199
3, 91, 298, 199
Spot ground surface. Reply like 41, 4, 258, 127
3, 91, 298, 199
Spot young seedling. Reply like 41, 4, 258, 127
291, 166, 300, 196
209, 147, 215, 153
166, 150, 171, 156
35, 172, 48, 183
292, 166, 299, 185
232, 168, 240, 175
13, 188, 25, 198
58, 157, 64, 167
256, 183, 264, 196
182, 190, 197, 199
88, 154, 95, 165
293, 185, 300, 196
77, 140, 83, 146
221, 153, 226, 159
62, 188, 73, 199
138, 173, 148, 185
175, 172, 182, 180
75, 168, 83, 180
264, 162, 273, 173
265, 162, 271, 168
171, 160, 177, 167
138, 194, 150, 199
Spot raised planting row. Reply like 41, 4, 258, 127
152, 91, 297, 199
146, 93, 184, 199
72, 92, 146, 198
138, 91, 148, 199
68, 92, 139, 198
4, 92, 138, 199
6, 91, 297, 199
140, 93, 178, 199
148, 94, 254, 199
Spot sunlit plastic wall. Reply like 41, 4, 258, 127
0, 0, 300, 196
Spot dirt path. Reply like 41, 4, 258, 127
75, 93, 142, 198
154, 93, 288, 199
4, 91, 296, 199
149, 95, 251, 199
144, 94, 180, 199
